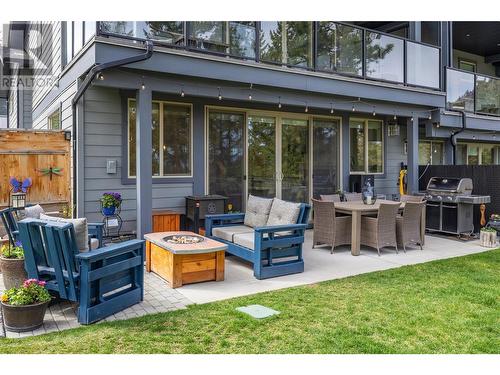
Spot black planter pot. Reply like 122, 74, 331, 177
1, 300, 49, 332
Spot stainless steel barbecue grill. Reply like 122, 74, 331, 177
424, 177, 490, 235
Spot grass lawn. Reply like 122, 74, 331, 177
0, 249, 499, 354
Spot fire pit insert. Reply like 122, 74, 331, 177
162, 234, 205, 245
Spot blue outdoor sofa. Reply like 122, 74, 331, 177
205, 196, 311, 280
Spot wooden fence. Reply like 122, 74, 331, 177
0, 130, 71, 209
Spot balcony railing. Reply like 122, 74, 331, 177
97, 21, 442, 91
446, 67, 500, 117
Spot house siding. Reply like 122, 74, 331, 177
82, 86, 193, 233
375, 126, 407, 197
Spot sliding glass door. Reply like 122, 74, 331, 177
281, 118, 309, 203
207, 111, 245, 212
208, 108, 339, 210
247, 116, 277, 199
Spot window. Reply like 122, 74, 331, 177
456, 143, 498, 165
259, 22, 312, 67
421, 22, 440, 46
418, 141, 444, 165
349, 118, 384, 174
74, 21, 83, 54
48, 109, 61, 130
458, 59, 476, 73
128, 99, 192, 178
84, 21, 96, 43
229, 22, 256, 58
65, 21, 73, 64
317, 22, 363, 76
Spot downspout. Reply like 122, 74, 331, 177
71, 40, 153, 216
449, 110, 467, 165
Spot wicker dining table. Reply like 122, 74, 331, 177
333, 200, 425, 256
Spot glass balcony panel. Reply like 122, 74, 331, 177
446, 69, 475, 112
406, 41, 440, 88
476, 75, 500, 116
285, 22, 312, 67
229, 22, 256, 59
259, 22, 283, 64
188, 22, 227, 53
317, 22, 363, 76
145, 22, 184, 45
100, 21, 136, 37
365, 32, 404, 83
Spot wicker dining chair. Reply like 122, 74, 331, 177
396, 201, 425, 252
344, 192, 363, 202
312, 199, 351, 253
320, 194, 341, 202
360, 202, 401, 256
400, 195, 425, 203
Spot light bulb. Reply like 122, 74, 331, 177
278, 97, 282, 109
248, 93, 252, 100
141, 82, 145, 90
98, 73, 104, 80
217, 87, 222, 101
305, 105, 309, 113
372, 109, 376, 116
181, 89, 185, 97
352, 105, 355, 112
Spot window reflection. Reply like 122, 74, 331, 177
365, 32, 404, 83
446, 69, 475, 112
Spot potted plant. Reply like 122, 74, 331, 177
480, 227, 497, 248
1, 279, 51, 332
100, 192, 122, 216
0, 241, 27, 290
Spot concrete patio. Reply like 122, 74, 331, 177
0, 231, 493, 338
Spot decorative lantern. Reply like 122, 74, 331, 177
11, 192, 27, 209
362, 178, 377, 205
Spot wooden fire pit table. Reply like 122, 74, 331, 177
144, 231, 227, 288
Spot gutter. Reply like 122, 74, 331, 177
71, 40, 154, 216
449, 110, 467, 165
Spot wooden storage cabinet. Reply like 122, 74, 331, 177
152, 209, 181, 232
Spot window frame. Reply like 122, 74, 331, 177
127, 98, 193, 179
47, 107, 61, 130
349, 117, 384, 175
418, 140, 444, 165
458, 142, 499, 165
458, 58, 477, 73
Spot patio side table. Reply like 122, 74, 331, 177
144, 231, 227, 288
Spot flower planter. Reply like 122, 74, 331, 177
102, 206, 116, 216
0, 257, 27, 290
1, 300, 49, 332
479, 230, 497, 248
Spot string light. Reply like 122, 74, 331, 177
97, 73, 104, 81
393, 112, 397, 120
180, 86, 185, 97
248, 83, 253, 100
330, 102, 334, 114
472, 135, 476, 140
217, 87, 222, 101
305, 103, 309, 113
278, 96, 282, 109
436, 123, 440, 128
410, 112, 414, 122
372, 107, 376, 116
428, 112, 432, 120
352, 104, 356, 112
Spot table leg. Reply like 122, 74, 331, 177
215, 250, 225, 281
351, 211, 361, 256
145, 241, 151, 272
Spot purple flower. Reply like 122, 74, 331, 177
14, 240, 22, 248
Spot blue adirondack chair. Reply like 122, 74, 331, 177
18, 218, 145, 324
205, 203, 311, 279
0, 206, 104, 248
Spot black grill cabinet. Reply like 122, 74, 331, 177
185, 195, 227, 233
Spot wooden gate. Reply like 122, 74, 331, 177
0, 130, 71, 209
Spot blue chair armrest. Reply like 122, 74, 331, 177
88, 222, 104, 248
254, 223, 307, 234
76, 239, 144, 262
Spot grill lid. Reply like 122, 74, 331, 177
426, 177, 473, 195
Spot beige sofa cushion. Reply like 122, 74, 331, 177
212, 225, 254, 242
24, 204, 45, 219
40, 213, 89, 253
266, 198, 301, 226
90, 237, 100, 250
244, 195, 273, 228
233, 232, 255, 250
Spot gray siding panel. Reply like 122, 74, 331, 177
83, 87, 193, 233
375, 126, 407, 197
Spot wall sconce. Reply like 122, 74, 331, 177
11, 192, 26, 209
64, 131, 72, 141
